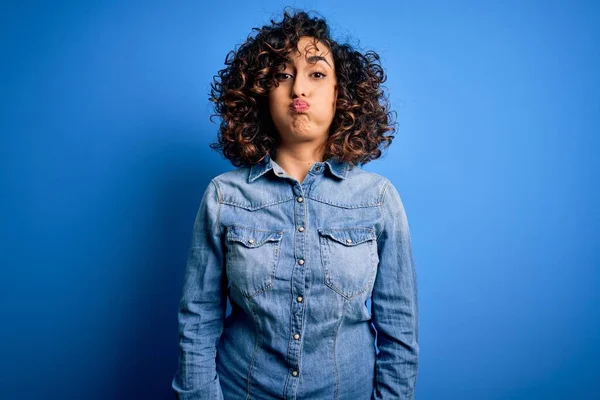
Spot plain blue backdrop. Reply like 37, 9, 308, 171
1, 1, 599, 399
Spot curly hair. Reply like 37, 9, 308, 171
209, 7, 397, 167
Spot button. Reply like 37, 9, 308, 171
293, 333, 300, 340
297, 296, 303, 303
298, 259, 304, 265
315, 165, 321, 171
292, 370, 298, 377
297, 196, 303, 203
298, 226, 305, 232
346, 238, 352, 244
248, 239, 255, 244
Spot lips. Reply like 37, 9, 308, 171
290, 99, 310, 112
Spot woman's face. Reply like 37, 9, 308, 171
268, 36, 337, 148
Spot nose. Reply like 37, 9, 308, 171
291, 72, 308, 98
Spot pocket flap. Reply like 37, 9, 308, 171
318, 227, 376, 246
226, 225, 283, 248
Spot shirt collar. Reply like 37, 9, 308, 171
248, 153, 350, 183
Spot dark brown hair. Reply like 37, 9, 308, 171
209, 8, 397, 167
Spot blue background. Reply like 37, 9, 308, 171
2, 1, 599, 399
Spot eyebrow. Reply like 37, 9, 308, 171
307, 55, 333, 69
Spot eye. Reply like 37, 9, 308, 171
275, 73, 293, 81
311, 72, 327, 79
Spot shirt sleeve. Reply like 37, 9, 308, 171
372, 180, 419, 399
171, 179, 227, 400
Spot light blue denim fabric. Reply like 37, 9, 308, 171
171, 153, 419, 399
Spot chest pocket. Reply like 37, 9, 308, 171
318, 227, 378, 300
225, 225, 284, 298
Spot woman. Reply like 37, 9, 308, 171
172, 8, 418, 400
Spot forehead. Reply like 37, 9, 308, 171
287, 36, 333, 64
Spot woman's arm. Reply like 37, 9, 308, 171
171, 179, 226, 400
372, 180, 419, 399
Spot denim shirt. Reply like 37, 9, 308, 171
171, 153, 419, 399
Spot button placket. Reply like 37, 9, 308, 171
287, 184, 307, 393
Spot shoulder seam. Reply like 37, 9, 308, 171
211, 178, 223, 202
379, 178, 392, 204
376, 179, 392, 241
210, 179, 223, 237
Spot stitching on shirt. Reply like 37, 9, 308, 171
211, 179, 224, 238
331, 301, 345, 400
283, 285, 297, 398
293, 271, 309, 398
221, 196, 295, 211
224, 224, 287, 233
245, 299, 262, 400
212, 178, 223, 202
376, 180, 392, 241
377, 179, 390, 204
285, 252, 306, 396
308, 195, 381, 209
